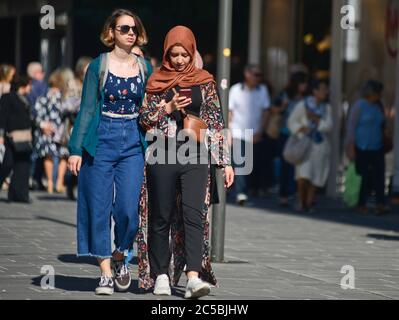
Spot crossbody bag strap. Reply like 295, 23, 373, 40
135, 54, 148, 83
98, 53, 108, 96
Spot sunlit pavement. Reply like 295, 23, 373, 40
0, 191, 398, 300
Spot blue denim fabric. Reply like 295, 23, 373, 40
77, 115, 144, 259
232, 138, 250, 196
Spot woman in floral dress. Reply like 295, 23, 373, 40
137, 26, 234, 299
32, 69, 69, 194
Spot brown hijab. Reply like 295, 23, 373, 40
146, 26, 215, 94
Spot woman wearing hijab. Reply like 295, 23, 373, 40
137, 26, 234, 299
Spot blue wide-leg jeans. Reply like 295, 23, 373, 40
77, 115, 144, 260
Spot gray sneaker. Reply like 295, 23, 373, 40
184, 277, 210, 299
153, 274, 171, 296
95, 276, 114, 295
112, 260, 131, 292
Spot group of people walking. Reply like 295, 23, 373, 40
228, 66, 334, 213
0, 57, 92, 202
67, 9, 233, 298
228, 60, 393, 215
1, 6, 394, 300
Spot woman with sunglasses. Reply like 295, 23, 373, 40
68, 9, 150, 296
137, 26, 234, 299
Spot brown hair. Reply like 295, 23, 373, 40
48, 69, 65, 90
0, 64, 16, 82
74, 56, 92, 82
100, 9, 148, 48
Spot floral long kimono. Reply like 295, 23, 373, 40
136, 81, 230, 290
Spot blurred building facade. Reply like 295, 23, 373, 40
249, 0, 398, 106
248, 0, 398, 196
0, 0, 73, 75
1, 0, 398, 195
0, 0, 248, 83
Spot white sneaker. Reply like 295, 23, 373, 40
236, 193, 248, 205
153, 274, 171, 296
184, 277, 211, 299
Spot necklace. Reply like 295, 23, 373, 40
110, 51, 138, 68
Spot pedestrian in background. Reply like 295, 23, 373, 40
26, 62, 48, 192
228, 64, 270, 205
0, 64, 16, 190
288, 79, 333, 213
26, 62, 48, 106
32, 69, 69, 194
273, 71, 308, 206
0, 74, 33, 203
346, 80, 391, 215
0, 64, 16, 98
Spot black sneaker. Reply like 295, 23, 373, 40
112, 260, 131, 292
95, 276, 114, 295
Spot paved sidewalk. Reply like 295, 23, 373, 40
0, 191, 398, 300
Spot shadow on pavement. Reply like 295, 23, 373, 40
58, 254, 98, 266
31, 275, 142, 294
367, 233, 399, 241
36, 216, 76, 228
172, 287, 185, 299
31, 275, 99, 292
226, 193, 399, 232
36, 195, 69, 201
57, 254, 139, 266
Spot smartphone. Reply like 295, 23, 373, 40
179, 88, 192, 100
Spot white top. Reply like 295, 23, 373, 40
287, 100, 333, 187
228, 83, 270, 142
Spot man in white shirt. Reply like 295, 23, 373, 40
229, 65, 270, 204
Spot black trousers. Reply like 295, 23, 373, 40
250, 137, 271, 193
355, 148, 385, 206
0, 144, 31, 202
147, 162, 208, 276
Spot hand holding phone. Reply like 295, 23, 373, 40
179, 88, 192, 100
167, 88, 192, 114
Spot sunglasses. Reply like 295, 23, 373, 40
115, 25, 138, 35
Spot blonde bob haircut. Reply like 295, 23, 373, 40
100, 9, 148, 48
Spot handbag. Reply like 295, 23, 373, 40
7, 129, 33, 153
180, 108, 208, 143
282, 133, 312, 165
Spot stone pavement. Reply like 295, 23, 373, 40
0, 190, 398, 300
